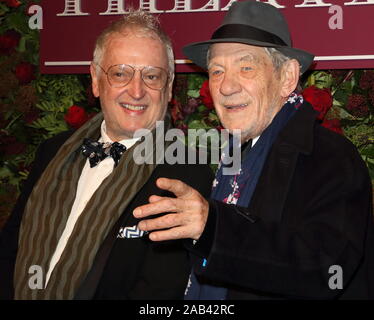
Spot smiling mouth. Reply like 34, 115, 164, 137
224, 103, 248, 110
120, 103, 147, 111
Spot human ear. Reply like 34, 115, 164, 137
279, 59, 300, 98
90, 63, 100, 98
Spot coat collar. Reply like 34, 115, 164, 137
277, 101, 318, 155
247, 101, 318, 222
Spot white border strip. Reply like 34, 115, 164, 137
314, 55, 374, 61
44, 55, 374, 66
44, 60, 193, 66
45, 61, 91, 66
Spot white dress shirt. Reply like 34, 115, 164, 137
45, 121, 139, 286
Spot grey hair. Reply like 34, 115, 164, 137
263, 47, 291, 72
93, 8, 174, 80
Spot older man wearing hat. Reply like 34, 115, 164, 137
134, 1, 374, 299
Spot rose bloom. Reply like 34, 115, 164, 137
369, 86, 374, 106
64, 105, 89, 129
302, 85, 333, 120
0, 134, 26, 155
24, 109, 40, 124
359, 70, 374, 90
199, 80, 215, 110
321, 118, 343, 135
15, 62, 35, 85
0, 30, 21, 54
1, 0, 21, 8
346, 94, 369, 118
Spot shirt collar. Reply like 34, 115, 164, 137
100, 120, 140, 150
252, 136, 260, 147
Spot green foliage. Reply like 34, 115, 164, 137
304, 70, 374, 180
35, 75, 86, 107
0, 1, 92, 226
0, 1, 373, 229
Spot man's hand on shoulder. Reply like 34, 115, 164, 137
133, 178, 209, 241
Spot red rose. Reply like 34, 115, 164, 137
24, 109, 39, 124
321, 118, 343, 135
359, 70, 374, 90
346, 94, 369, 118
6, 141, 26, 155
15, 62, 35, 85
64, 105, 89, 129
199, 80, 214, 110
0, 135, 26, 155
369, 85, 374, 106
302, 85, 333, 120
5, 0, 21, 7
0, 30, 21, 55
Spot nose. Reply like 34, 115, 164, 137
219, 70, 242, 97
127, 70, 146, 100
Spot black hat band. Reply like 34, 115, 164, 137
211, 24, 287, 47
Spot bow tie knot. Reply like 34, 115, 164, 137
81, 138, 126, 168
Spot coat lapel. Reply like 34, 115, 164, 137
74, 191, 148, 299
248, 102, 317, 222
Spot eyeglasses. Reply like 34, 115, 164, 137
97, 64, 169, 90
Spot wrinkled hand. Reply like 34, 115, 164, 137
133, 178, 209, 241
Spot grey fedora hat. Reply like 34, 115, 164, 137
183, 1, 314, 73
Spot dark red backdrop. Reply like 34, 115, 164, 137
40, 0, 374, 74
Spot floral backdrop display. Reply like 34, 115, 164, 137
0, 1, 373, 229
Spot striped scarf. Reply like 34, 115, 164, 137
14, 113, 167, 299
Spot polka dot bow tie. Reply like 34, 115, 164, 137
81, 138, 127, 168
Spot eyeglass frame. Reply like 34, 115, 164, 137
96, 63, 170, 91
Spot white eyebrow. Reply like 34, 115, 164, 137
237, 54, 259, 63
208, 52, 260, 69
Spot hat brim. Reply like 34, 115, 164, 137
183, 38, 314, 74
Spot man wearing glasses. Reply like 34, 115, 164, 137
0, 9, 213, 300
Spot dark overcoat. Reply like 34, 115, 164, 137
191, 102, 374, 299
0, 130, 214, 299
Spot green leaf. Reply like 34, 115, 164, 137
17, 35, 26, 52
312, 71, 332, 89
336, 106, 355, 120
0, 3, 9, 13
0, 166, 13, 179
187, 89, 200, 98
5, 11, 29, 34
360, 145, 374, 158
208, 112, 219, 122
197, 105, 206, 112
187, 74, 206, 90
187, 120, 210, 130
